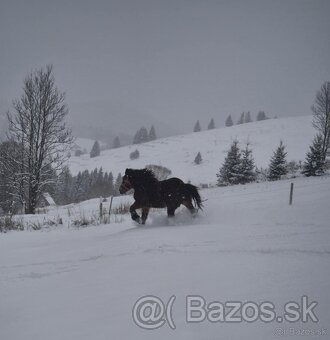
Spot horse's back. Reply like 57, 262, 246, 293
161, 177, 184, 188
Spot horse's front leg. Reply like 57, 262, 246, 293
141, 207, 150, 225
130, 201, 142, 224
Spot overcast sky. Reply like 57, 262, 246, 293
1, 0, 329, 136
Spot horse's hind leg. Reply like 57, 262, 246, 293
141, 207, 150, 225
167, 206, 176, 218
182, 199, 197, 215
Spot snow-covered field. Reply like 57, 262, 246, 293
1, 175, 330, 340
68, 115, 315, 185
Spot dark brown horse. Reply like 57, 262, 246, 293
119, 168, 203, 224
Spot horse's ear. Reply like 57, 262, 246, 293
125, 168, 129, 175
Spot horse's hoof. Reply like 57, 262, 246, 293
134, 217, 142, 224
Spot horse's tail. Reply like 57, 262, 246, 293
183, 183, 203, 210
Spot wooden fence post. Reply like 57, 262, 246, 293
99, 197, 103, 219
289, 182, 294, 205
108, 196, 114, 219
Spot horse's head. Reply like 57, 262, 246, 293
119, 168, 134, 194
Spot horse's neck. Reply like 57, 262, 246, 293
132, 179, 161, 199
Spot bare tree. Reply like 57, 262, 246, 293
6, 65, 73, 214
0, 140, 25, 214
312, 81, 330, 161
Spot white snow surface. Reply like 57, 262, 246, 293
68, 115, 315, 185
1, 175, 330, 340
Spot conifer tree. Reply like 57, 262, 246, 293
244, 112, 252, 123
193, 120, 201, 132
302, 134, 326, 176
217, 140, 242, 186
73, 172, 85, 202
56, 166, 73, 205
237, 112, 245, 125
194, 152, 202, 165
256, 111, 267, 121
107, 172, 114, 196
90, 140, 101, 158
114, 173, 122, 196
239, 143, 256, 184
225, 115, 233, 127
148, 125, 157, 141
113, 136, 120, 149
208, 118, 215, 130
268, 141, 288, 180
133, 127, 148, 144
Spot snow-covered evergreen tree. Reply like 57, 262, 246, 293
140, 127, 148, 142
256, 111, 267, 121
107, 172, 114, 196
217, 140, 242, 186
237, 112, 245, 125
148, 125, 157, 141
113, 136, 120, 149
268, 141, 288, 180
207, 118, 215, 130
302, 134, 326, 176
244, 112, 252, 123
52, 167, 116, 204
56, 166, 73, 205
72, 172, 85, 202
193, 120, 201, 132
225, 115, 233, 127
194, 152, 202, 165
90, 140, 101, 158
133, 127, 148, 144
133, 129, 140, 144
95, 167, 104, 196
239, 143, 256, 184
114, 173, 122, 196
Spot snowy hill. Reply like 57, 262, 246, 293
1, 175, 330, 340
68, 115, 315, 185
73, 138, 107, 153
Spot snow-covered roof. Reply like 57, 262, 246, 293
42, 193, 56, 206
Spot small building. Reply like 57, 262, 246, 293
38, 192, 56, 208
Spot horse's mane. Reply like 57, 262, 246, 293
127, 168, 160, 192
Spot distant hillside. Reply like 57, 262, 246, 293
67, 115, 315, 185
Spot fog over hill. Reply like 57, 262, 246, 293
68, 101, 179, 145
